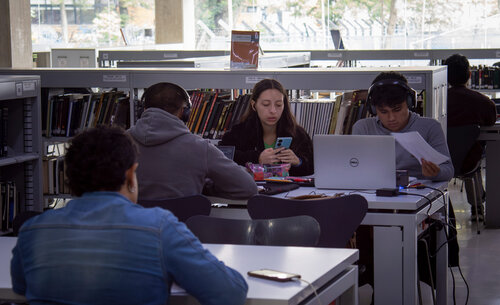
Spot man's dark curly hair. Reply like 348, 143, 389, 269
369, 71, 410, 108
65, 126, 138, 197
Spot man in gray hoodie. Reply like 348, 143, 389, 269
128, 82, 258, 200
352, 71, 454, 181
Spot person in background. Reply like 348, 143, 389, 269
352, 71, 454, 181
445, 53, 497, 220
220, 78, 314, 176
128, 82, 257, 200
11, 126, 248, 305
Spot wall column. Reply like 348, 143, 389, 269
155, 0, 195, 48
0, 0, 32, 68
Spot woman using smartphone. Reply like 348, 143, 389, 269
220, 79, 313, 176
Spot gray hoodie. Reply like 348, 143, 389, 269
352, 112, 454, 181
128, 108, 257, 200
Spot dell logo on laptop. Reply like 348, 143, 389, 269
349, 158, 359, 167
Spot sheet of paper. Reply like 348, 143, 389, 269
391, 131, 449, 165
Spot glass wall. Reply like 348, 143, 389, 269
31, 0, 500, 50
31, 0, 154, 50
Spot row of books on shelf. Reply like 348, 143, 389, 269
43, 157, 69, 196
184, 89, 380, 139
470, 65, 500, 89
186, 91, 251, 139
0, 181, 18, 232
292, 90, 377, 136
42, 91, 130, 138
0, 107, 8, 157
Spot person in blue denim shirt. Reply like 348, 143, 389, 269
10, 126, 248, 305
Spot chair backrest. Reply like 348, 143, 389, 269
185, 215, 321, 247
137, 195, 211, 222
247, 194, 368, 248
13, 211, 43, 236
447, 124, 480, 176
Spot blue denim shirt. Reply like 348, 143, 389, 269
11, 192, 248, 305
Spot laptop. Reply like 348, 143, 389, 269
216, 145, 235, 160
314, 135, 396, 189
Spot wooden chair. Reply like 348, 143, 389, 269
185, 215, 321, 247
247, 194, 368, 248
137, 195, 211, 222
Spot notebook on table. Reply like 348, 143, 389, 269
313, 134, 396, 190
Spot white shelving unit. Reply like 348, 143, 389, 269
0, 75, 43, 216
127, 66, 448, 130
0, 66, 448, 130
96, 48, 500, 67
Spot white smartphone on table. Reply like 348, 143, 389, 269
247, 269, 301, 282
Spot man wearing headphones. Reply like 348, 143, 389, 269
352, 71, 454, 181
128, 82, 258, 200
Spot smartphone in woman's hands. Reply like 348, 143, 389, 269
275, 137, 292, 149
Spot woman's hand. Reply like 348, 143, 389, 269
421, 158, 440, 178
259, 148, 281, 164
276, 148, 301, 166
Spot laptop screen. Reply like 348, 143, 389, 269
216, 145, 236, 160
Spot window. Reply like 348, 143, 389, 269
31, 0, 500, 50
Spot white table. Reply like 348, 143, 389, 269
210, 180, 449, 305
170, 244, 359, 305
0, 237, 359, 305
479, 123, 500, 227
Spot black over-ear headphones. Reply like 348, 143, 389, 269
141, 82, 192, 123
176, 85, 192, 123
366, 79, 417, 115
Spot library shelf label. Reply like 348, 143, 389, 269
327, 52, 343, 58
102, 75, 127, 82
23, 81, 36, 92
245, 76, 272, 84
163, 53, 178, 58
407, 76, 423, 85
413, 51, 430, 57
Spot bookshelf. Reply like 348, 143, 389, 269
128, 66, 448, 130
307, 48, 500, 63
98, 50, 228, 67
113, 53, 310, 69
0, 75, 43, 233
96, 48, 500, 68
0, 66, 448, 129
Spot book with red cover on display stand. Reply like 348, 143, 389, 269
230, 30, 260, 69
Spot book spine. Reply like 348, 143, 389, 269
2, 107, 7, 156
1, 183, 6, 231
65, 100, 74, 137
201, 93, 219, 137
193, 93, 210, 134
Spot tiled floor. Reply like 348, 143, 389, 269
360, 179, 500, 305
445, 179, 500, 305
